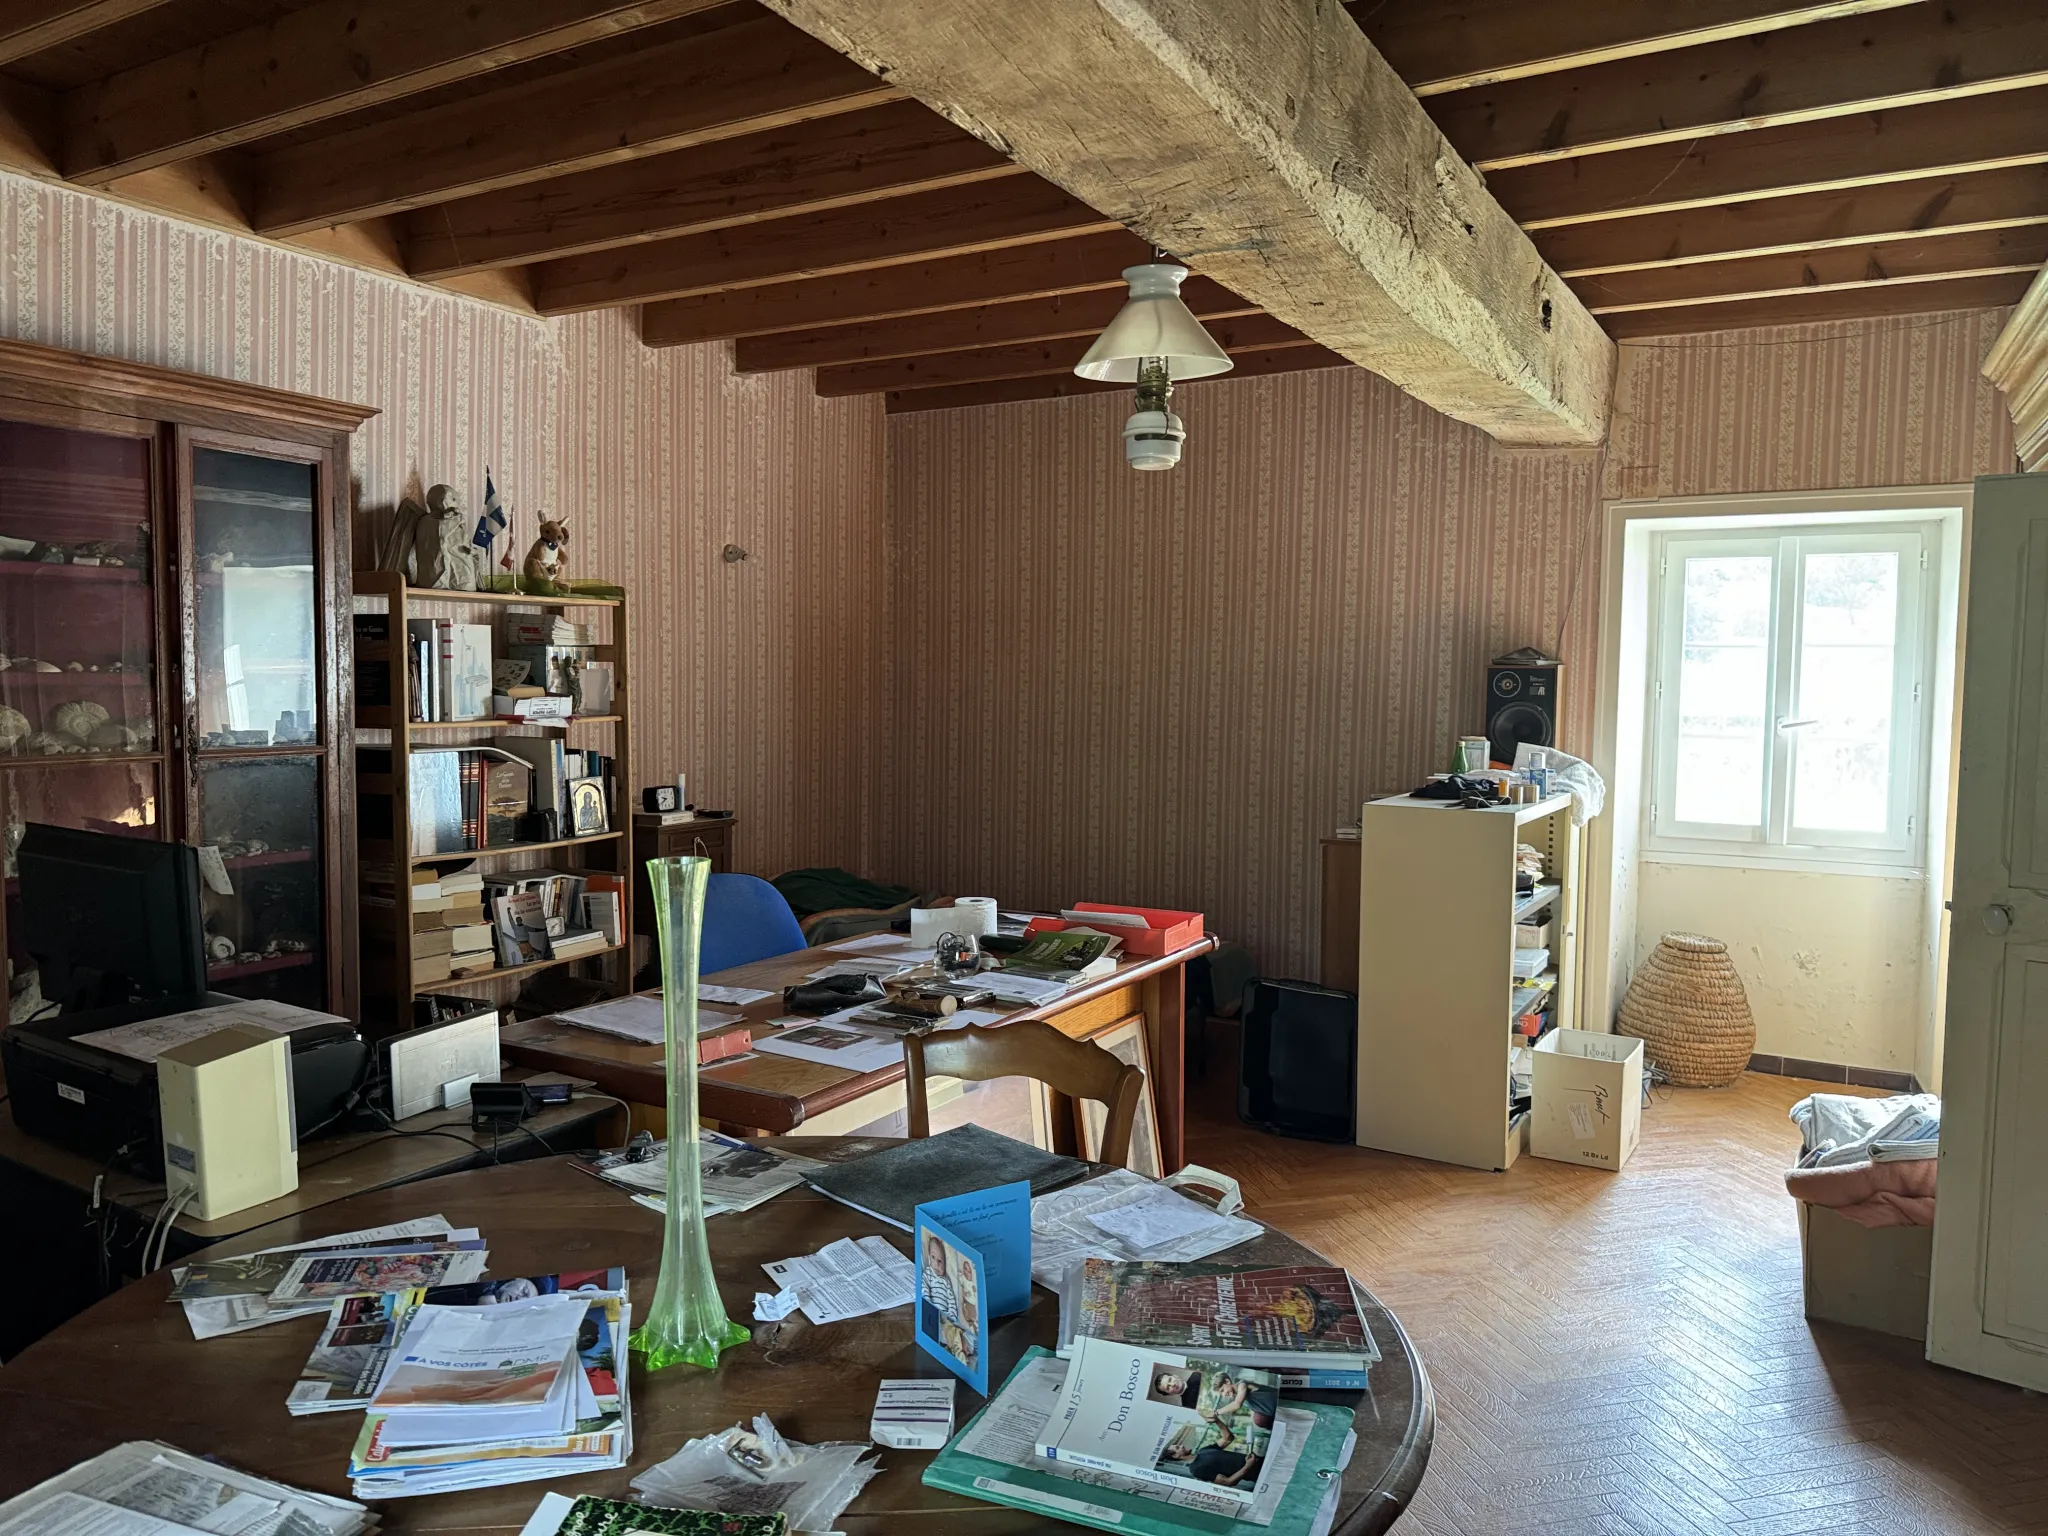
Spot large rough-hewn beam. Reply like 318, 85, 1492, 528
761, 0, 1611, 444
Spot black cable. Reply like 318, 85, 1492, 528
514, 1121, 555, 1158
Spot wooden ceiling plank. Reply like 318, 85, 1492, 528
814, 312, 1307, 393
1496, 85, 2048, 228
1598, 275, 2037, 335
253, 15, 900, 236
403, 101, 1016, 279
763, 0, 1611, 447
732, 276, 1255, 371
62, 0, 730, 185
1534, 165, 2048, 276
1352, 0, 1922, 96
1435, 0, 2048, 172
883, 342, 1350, 412
0, 1, 174, 68
532, 178, 1122, 313
1574, 224, 2048, 309
639, 228, 1155, 345
1983, 264, 2048, 470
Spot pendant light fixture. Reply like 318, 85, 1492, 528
1073, 262, 1233, 470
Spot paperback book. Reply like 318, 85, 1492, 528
1069, 1259, 1379, 1371
1036, 1337, 1276, 1504
999, 930, 1123, 985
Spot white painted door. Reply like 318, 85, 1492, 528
1931, 472, 2048, 1388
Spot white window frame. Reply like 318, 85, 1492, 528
1645, 519, 1939, 876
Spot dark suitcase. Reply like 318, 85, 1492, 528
1237, 978, 1356, 1142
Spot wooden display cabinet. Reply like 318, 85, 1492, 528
0, 340, 371, 1026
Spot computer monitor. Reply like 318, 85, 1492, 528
18, 824, 208, 1013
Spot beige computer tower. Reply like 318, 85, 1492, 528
158, 1025, 298, 1220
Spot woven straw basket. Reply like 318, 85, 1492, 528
1618, 932, 1755, 1087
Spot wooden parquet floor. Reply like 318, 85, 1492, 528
1184, 1062, 2048, 1536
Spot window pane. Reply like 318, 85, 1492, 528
1793, 551, 1899, 833
1672, 555, 1772, 826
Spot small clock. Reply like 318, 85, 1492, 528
642, 785, 679, 813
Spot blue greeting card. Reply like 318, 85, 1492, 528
913, 1180, 1031, 1395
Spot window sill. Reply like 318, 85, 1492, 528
1640, 847, 1927, 881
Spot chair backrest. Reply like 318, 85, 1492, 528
698, 873, 809, 975
903, 1020, 1146, 1168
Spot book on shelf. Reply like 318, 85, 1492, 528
409, 747, 538, 854
406, 618, 438, 722
504, 615, 592, 647
549, 928, 611, 961
586, 889, 622, 946
494, 693, 576, 721
494, 891, 552, 966
1511, 947, 1549, 980
439, 621, 493, 721
1065, 1259, 1380, 1372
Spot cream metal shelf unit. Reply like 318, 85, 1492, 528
1355, 792, 1581, 1172
351, 572, 633, 1036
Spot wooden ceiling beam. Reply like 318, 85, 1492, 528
252, 15, 899, 236
0, 2, 175, 68
814, 312, 1307, 394
1574, 224, 2048, 311
733, 276, 1254, 372
404, 101, 1015, 279
763, 0, 1611, 446
533, 177, 1122, 313
61, 0, 729, 185
1434, 0, 2048, 173
1983, 264, 2048, 470
1533, 165, 2048, 277
639, 228, 1154, 345
1351, 0, 1922, 96
1494, 85, 2048, 228
1598, 273, 2037, 335
883, 342, 1349, 412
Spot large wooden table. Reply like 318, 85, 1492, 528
0, 1146, 1431, 1534
501, 936, 1215, 1169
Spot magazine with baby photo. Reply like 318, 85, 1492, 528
1035, 1336, 1280, 1504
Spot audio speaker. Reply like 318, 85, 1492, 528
1486, 649, 1561, 766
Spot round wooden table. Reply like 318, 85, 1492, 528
0, 1142, 1433, 1534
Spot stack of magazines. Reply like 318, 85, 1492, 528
346, 1280, 632, 1497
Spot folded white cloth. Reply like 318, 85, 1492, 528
1790, 1091, 1940, 1169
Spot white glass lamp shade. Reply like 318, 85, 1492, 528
1073, 264, 1235, 382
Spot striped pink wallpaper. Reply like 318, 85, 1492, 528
882, 309, 2018, 976
0, 172, 891, 888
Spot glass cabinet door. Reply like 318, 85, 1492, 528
184, 443, 334, 1011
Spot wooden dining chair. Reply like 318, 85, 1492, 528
902, 1020, 1147, 1167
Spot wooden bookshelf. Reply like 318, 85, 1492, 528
352, 571, 633, 1037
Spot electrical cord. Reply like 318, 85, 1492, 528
149, 1189, 197, 1272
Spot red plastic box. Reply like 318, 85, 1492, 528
1022, 902, 1205, 957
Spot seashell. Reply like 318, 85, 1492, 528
87, 721, 140, 750
24, 731, 72, 755
32, 661, 59, 673
49, 700, 110, 743
64, 661, 83, 672
0, 706, 27, 752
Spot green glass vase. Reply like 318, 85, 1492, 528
627, 855, 750, 1370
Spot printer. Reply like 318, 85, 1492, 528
4, 1000, 368, 1176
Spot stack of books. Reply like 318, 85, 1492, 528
486, 868, 620, 968
412, 865, 492, 983
347, 1280, 632, 1498
917, 1257, 1381, 1532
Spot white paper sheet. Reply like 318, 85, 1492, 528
804, 958, 918, 982
699, 984, 775, 1005
751, 1021, 904, 1073
1029, 1170, 1260, 1288
829, 933, 929, 956
760, 1235, 914, 1325
977, 973, 1073, 1005
554, 995, 741, 1044
1083, 1186, 1242, 1249
74, 999, 347, 1064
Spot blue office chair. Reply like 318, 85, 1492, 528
697, 873, 809, 976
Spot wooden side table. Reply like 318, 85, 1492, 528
631, 814, 737, 938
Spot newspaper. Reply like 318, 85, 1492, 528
0, 1441, 371, 1536
758, 1235, 915, 1326
270, 1246, 487, 1303
554, 995, 742, 1045
1029, 1169, 1260, 1288
175, 1216, 461, 1338
587, 1132, 817, 1216
956, 1352, 1309, 1525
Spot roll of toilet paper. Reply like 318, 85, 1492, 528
910, 897, 998, 945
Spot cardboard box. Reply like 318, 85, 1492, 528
1022, 903, 1205, 957
1800, 1203, 1931, 1340
1530, 1028, 1643, 1171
